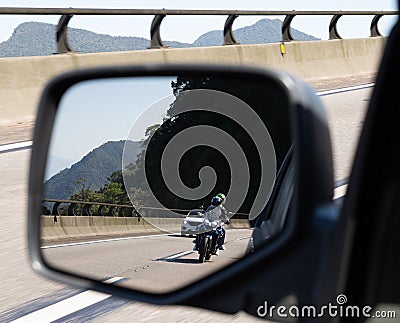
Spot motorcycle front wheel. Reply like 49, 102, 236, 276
205, 236, 212, 261
198, 235, 208, 263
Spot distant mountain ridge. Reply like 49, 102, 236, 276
193, 18, 318, 46
44, 140, 141, 200
0, 19, 318, 57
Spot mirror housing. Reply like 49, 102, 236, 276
28, 64, 335, 316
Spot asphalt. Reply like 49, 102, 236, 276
43, 229, 252, 293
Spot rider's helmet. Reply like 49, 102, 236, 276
211, 196, 222, 206
216, 193, 226, 203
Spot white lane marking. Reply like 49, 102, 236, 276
164, 251, 193, 260
0, 140, 32, 153
42, 233, 174, 249
43, 230, 252, 250
316, 83, 374, 96
334, 184, 348, 200
235, 237, 250, 241
11, 277, 122, 323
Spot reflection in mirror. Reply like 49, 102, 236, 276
42, 74, 292, 293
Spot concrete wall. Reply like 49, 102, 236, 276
42, 215, 251, 243
0, 37, 385, 125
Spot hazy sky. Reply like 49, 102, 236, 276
0, 1, 397, 42
46, 77, 176, 178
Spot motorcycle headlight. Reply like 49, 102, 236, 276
183, 220, 187, 224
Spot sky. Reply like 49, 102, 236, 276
0, 1, 398, 43
46, 77, 176, 178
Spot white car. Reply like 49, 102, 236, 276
181, 209, 204, 236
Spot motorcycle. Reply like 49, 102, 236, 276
196, 219, 224, 263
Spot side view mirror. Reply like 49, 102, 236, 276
28, 64, 335, 317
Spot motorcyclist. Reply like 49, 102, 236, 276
193, 196, 222, 251
193, 195, 230, 253
211, 193, 230, 250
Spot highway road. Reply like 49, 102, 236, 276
0, 80, 371, 321
43, 229, 252, 293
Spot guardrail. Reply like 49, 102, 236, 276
0, 8, 398, 52
43, 198, 250, 222
44, 198, 141, 218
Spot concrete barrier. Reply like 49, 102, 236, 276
42, 216, 164, 242
42, 216, 250, 243
227, 219, 251, 229
0, 38, 385, 125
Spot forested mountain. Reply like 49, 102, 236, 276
44, 140, 140, 200
193, 18, 318, 46
0, 19, 318, 57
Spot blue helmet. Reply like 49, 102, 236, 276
211, 196, 222, 206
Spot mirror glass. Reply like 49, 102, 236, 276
42, 73, 292, 293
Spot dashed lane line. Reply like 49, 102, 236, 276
11, 277, 124, 323
334, 184, 348, 200
42, 233, 174, 249
0, 140, 32, 154
316, 83, 374, 96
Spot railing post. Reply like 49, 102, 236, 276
97, 205, 105, 216
150, 14, 168, 49
370, 14, 383, 37
51, 202, 61, 215
282, 14, 296, 42
51, 201, 61, 223
126, 208, 133, 217
329, 14, 343, 39
56, 14, 75, 53
118, 207, 124, 217
223, 14, 239, 45
133, 206, 141, 219
82, 203, 91, 216
68, 203, 78, 216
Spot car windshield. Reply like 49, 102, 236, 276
188, 211, 203, 217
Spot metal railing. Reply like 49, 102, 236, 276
44, 198, 141, 218
43, 198, 249, 220
44, 198, 205, 219
0, 8, 398, 53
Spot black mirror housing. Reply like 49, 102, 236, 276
28, 64, 335, 317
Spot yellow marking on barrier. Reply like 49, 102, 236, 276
280, 42, 286, 56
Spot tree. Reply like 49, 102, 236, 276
71, 177, 91, 201
121, 74, 292, 215
102, 182, 126, 204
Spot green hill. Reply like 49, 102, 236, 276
44, 140, 141, 200
193, 18, 318, 46
0, 19, 318, 57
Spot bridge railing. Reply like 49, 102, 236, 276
43, 198, 250, 221
43, 198, 141, 218
0, 8, 398, 53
